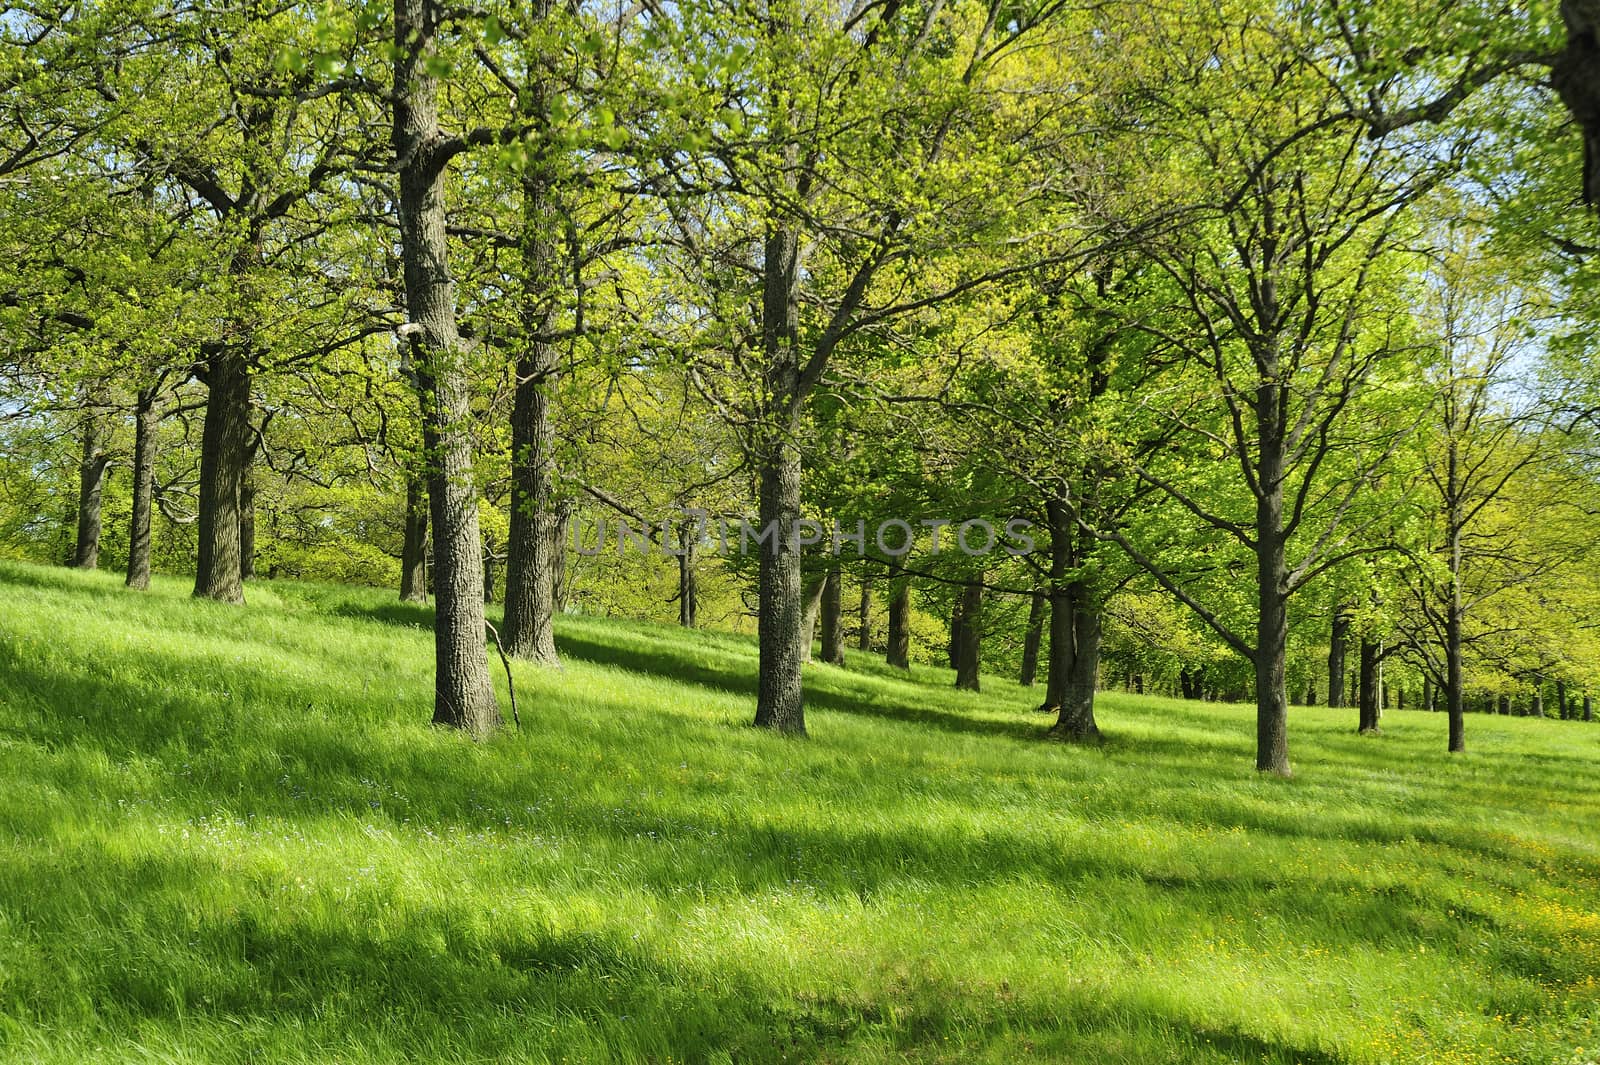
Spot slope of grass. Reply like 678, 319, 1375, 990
1, 558, 1598, 1064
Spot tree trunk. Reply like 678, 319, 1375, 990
126, 387, 158, 590
856, 578, 871, 651
1559, 680, 1569, 720
1531, 689, 1544, 719
72, 407, 110, 570
395, 0, 500, 736
1422, 676, 1433, 712
399, 475, 429, 603
1358, 639, 1381, 733
1253, 409, 1291, 774
754, 437, 807, 732
885, 557, 911, 670
550, 502, 571, 613
677, 532, 698, 628
501, 163, 563, 666
1050, 595, 1101, 741
954, 579, 982, 691
819, 566, 846, 665
798, 570, 826, 665
1444, 439, 1465, 750
1584, 694, 1593, 722
946, 598, 964, 670
1497, 694, 1510, 716
1019, 591, 1045, 687
483, 551, 497, 604
1041, 499, 1100, 740
194, 349, 251, 603
750, 218, 808, 735
239, 469, 257, 582
1327, 607, 1350, 709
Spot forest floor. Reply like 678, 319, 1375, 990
1, 559, 1598, 1064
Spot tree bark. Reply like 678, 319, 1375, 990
946, 598, 964, 670
798, 569, 826, 665
677, 529, 698, 628
750, 218, 808, 734
885, 556, 911, 669
1253, 386, 1291, 774
501, 162, 563, 666
819, 566, 846, 665
1042, 499, 1100, 740
1531, 689, 1544, 719
1559, 680, 1570, 720
72, 407, 110, 570
395, 0, 500, 736
126, 387, 159, 590
1327, 607, 1350, 709
1358, 639, 1381, 733
954, 579, 982, 691
1019, 591, 1045, 687
1444, 438, 1466, 750
400, 475, 429, 602
856, 577, 872, 651
193, 348, 251, 603
550, 502, 571, 613
1584, 694, 1593, 722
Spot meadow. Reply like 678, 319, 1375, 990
0, 558, 1597, 1064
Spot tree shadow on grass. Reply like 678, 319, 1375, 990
1, 834, 1379, 1065
551, 627, 1045, 744
329, 599, 436, 630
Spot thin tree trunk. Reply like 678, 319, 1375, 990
550, 502, 571, 613
1445, 435, 1467, 749
239, 469, 257, 582
1253, 398, 1291, 775
755, 437, 806, 732
1559, 680, 1569, 720
1019, 591, 1045, 687
400, 475, 429, 602
395, 0, 500, 736
1531, 689, 1544, 719
72, 407, 110, 570
126, 387, 158, 590
954, 579, 982, 691
1327, 607, 1350, 709
947, 598, 964, 670
856, 578, 871, 651
1585, 695, 1593, 722
885, 557, 910, 670
798, 569, 826, 665
194, 348, 251, 603
820, 566, 846, 665
677, 534, 698, 628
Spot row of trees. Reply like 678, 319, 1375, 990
3, 0, 1598, 772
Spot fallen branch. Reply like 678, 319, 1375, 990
484, 621, 519, 730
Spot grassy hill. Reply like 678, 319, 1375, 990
1, 559, 1598, 1064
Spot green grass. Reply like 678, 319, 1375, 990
1, 559, 1598, 1064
